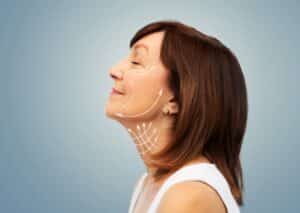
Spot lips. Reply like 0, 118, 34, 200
112, 87, 124, 95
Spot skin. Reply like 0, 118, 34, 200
157, 180, 227, 213
105, 31, 178, 175
105, 31, 226, 213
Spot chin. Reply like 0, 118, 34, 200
105, 102, 121, 120
105, 102, 114, 118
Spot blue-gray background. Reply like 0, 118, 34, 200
1, 0, 299, 212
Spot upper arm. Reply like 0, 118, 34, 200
157, 181, 227, 213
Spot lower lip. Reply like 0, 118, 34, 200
110, 89, 123, 96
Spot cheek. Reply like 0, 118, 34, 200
126, 69, 168, 98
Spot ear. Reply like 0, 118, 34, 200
169, 102, 179, 115
166, 97, 179, 115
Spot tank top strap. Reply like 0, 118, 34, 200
128, 172, 147, 213
147, 163, 240, 213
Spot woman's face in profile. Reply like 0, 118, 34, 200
105, 31, 172, 120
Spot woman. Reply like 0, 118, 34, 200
105, 20, 247, 213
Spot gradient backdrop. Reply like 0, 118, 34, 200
1, 0, 299, 212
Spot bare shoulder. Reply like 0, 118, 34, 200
157, 181, 227, 213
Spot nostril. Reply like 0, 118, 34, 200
110, 70, 123, 80
110, 73, 117, 79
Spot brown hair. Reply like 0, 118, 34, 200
129, 20, 248, 206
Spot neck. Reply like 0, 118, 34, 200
119, 114, 174, 177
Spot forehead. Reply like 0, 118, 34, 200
131, 31, 165, 54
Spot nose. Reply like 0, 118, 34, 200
109, 58, 127, 81
109, 67, 123, 80
109, 70, 122, 80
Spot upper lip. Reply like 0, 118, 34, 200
112, 87, 124, 94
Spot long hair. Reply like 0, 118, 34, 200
129, 20, 248, 206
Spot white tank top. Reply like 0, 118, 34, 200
128, 163, 240, 213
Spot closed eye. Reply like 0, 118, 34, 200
131, 61, 140, 65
